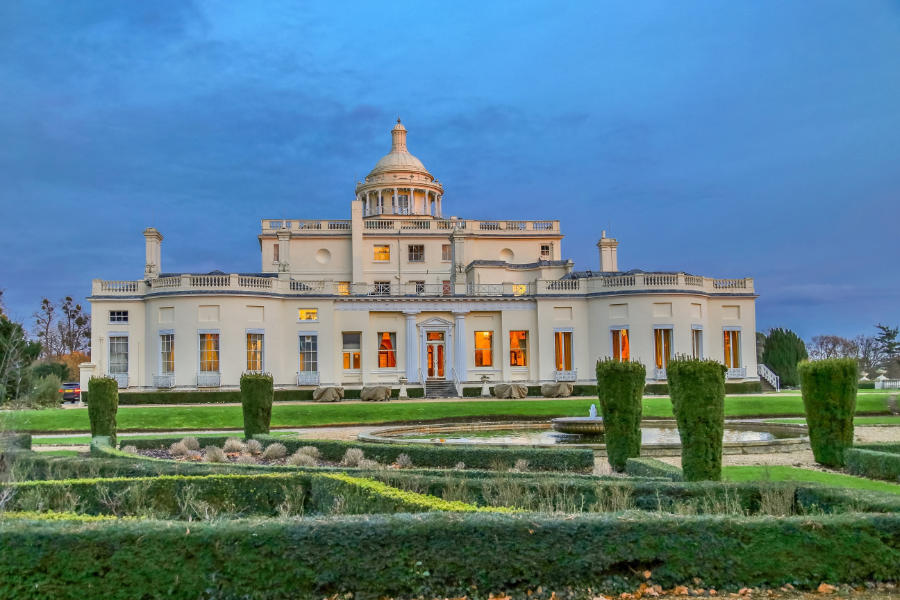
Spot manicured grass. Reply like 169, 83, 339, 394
32, 450, 81, 457
2, 394, 890, 434
768, 416, 900, 425
722, 465, 900, 495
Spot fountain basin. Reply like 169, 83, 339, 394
550, 417, 605, 435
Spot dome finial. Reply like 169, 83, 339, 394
391, 118, 407, 151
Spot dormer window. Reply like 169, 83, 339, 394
541, 244, 552, 260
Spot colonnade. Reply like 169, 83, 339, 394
358, 188, 443, 217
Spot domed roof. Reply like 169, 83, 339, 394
366, 119, 433, 179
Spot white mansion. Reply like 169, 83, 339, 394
83, 120, 761, 396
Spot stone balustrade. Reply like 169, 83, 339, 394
260, 218, 560, 234
93, 272, 753, 298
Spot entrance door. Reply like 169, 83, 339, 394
425, 331, 445, 379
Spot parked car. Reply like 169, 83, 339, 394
59, 382, 81, 403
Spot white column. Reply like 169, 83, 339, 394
437, 195, 442, 217
454, 311, 467, 383
392, 188, 397, 214
378, 189, 383, 214
405, 311, 419, 382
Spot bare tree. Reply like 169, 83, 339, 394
33, 298, 59, 359
808, 335, 859, 360
57, 297, 90, 355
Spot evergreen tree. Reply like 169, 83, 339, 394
761, 328, 808, 387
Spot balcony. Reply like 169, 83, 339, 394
197, 372, 221, 388
534, 274, 755, 295
297, 371, 320, 386
260, 218, 560, 235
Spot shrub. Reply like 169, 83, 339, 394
625, 457, 682, 481
297, 446, 321, 460
288, 453, 317, 467
204, 447, 227, 463
341, 448, 365, 467
246, 439, 263, 455
454, 462, 466, 470
223, 438, 245, 453
240, 373, 273, 438
667, 358, 726, 481
762, 328, 808, 387
262, 443, 287, 460
121, 445, 138, 455
180, 437, 200, 451
798, 358, 858, 467
858, 381, 876, 390
25, 374, 63, 409
596, 359, 645, 472
87, 377, 118, 446
169, 441, 190, 457
393, 453, 413, 468
236, 455, 256, 465
31, 362, 70, 382
512, 459, 529, 472
357, 459, 381, 470
844, 448, 900, 482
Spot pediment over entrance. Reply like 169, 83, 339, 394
417, 316, 453, 328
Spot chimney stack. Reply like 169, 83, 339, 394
597, 230, 619, 272
143, 227, 163, 278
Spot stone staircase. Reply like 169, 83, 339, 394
425, 380, 458, 398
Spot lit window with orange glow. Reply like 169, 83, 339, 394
298, 309, 318, 321
512, 284, 528, 296
509, 331, 528, 366
378, 332, 397, 368
199, 333, 219, 373
337, 282, 350, 296
474, 331, 493, 367
246, 333, 264, 372
724, 330, 740, 368
653, 328, 672, 369
554, 331, 573, 371
373, 245, 391, 261
612, 329, 630, 362
342, 332, 361, 370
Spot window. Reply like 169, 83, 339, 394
397, 195, 409, 214
653, 328, 673, 370
109, 310, 129, 323
412, 280, 425, 294
512, 284, 528, 296
373, 245, 391, 261
273, 244, 280, 263
408, 244, 424, 262
342, 332, 361, 370
442, 280, 451, 296
692, 329, 703, 359
109, 336, 128, 374
509, 331, 528, 367
611, 329, 630, 362
299, 335, 318, 373
555, 331, 573, 371
378, 332, 397, 368
724, 330, 741, 369
374, 281, 391, 296
337, 282, 350, 296
540, 244, 552, 260
246, 333, 264, 372
160, 334, 174, 374
474, 331, 493, 367
298, 308, 318, 321
442, 244, 452, 261
199, 333, 219, 373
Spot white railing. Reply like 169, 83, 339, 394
726, 367, 747, 379
685, 275, 703, 286
238, 276, 272, 289
328, 221, 351, 230
153, 374, 175, 389
542, 279, 580, 292
467, 283, 503, 296
364, 220, 395, 230
653, 368, 667, 380
154, 276, 181, 288
757, 364, 780, 392
197, 372, 221, 388
263, 218, 558, 234
191, 275, 230, 287
295, 220, 322, 230
401, 220, 431, 229
554, 369, 577, 382
875, 379, 900, 389
436, 220, 466, 230
110, 373, 129, 388
601, 275, 636, 287
645, 274, 677, 286
714, 278, 748, 289
533, 221, 554, 230
479, 221, 501, 230
451, 367, 461, 397
297, 371, 319, 386
505, 221, 527, 230
100, 280, 139, 293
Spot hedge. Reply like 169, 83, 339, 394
644, 381, 762, 395
844, 448, 900, 483
596, 359, 645, 472
858, 381, 876, 389
87, 377, 118, 446
1, 512, 898, 598
667, 358, 726, 481
0, 433, 32, 451
799, 358, 858, 467
625, 457, 682, 481
240, 373, 273, 437
93, 387, 425, 405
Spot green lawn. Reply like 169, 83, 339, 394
769, 415, 900, 425
1, 393, 890, 434
722, 465, 900, 495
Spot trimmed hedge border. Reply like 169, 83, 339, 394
845, 448, 900, 483
0, 512, 898, 598
93, 387, 425, 405
625, 457, 683, 481
0, 433, 32, 451
645, 381, 763, 395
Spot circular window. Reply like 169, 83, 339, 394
315, 249, 332, 264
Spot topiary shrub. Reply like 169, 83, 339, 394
798, 358, 858, 467
667, 358, 726, 481
596, 359, 645, 472
87, 377, 119, 446
762, 328, 808, 387
241, 373, 274, 438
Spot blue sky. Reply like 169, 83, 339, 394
1, 1, 898, 339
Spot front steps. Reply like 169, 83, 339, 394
425, 380, 458, 398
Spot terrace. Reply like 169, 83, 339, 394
260, 218, 561, 234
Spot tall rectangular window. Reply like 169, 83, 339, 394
412, 280, 426, 294
298, 308, 318, 321
653, 328, 673, 369
397, 195, 409, 214
299, 335, 318, 373
555, 331, 573, 371
378, 332, 397, 368
373, 245, 391, 261
342, 332, 361, 370
109, 336, 128, 374
408, 244, 424, 262
337, 282, 350, 296
540, 244, 552, 260
692, 329, 703, 359
160, 334, 175, 374
109, 310, 129, 323
611, 329, 630, 362
246, 333, 264, 372
509, 330, 528, 367
724, 330, 741, 369
474, 331, 493, 367
273, 244, 280, 263
199, 333, 219, 373
442, 244, 452, 261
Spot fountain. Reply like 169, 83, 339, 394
550, 403, 605, 436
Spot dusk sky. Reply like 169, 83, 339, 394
1, 1, 898, 340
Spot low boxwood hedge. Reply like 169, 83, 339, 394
845, 448, 900, 483
99, 387, 425, 405
625, 457, 683, 481
644, 382, 763, 395
0, 433, 31, 451
1, 511, 897, 598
